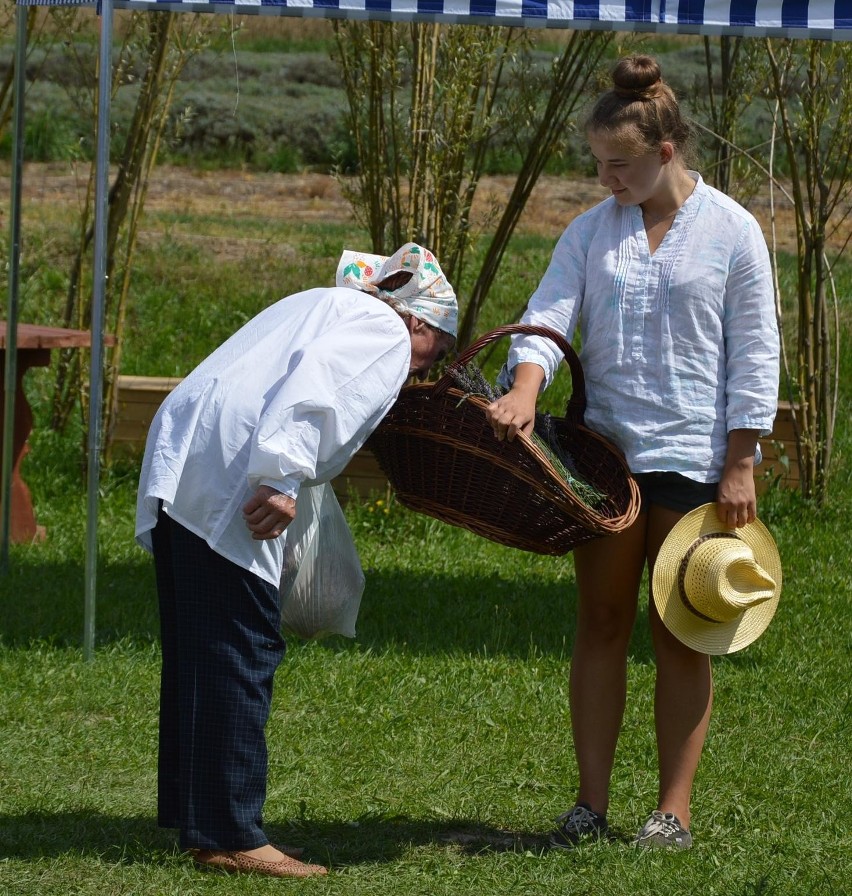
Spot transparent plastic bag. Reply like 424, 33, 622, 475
280, 482, 365, 639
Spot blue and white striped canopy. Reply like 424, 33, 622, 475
16, 0, 852, 40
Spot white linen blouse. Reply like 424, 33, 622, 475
136, 287, 411, 585
504, 174, 780, 483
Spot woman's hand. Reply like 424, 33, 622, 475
242, 485, 297, 540
484, 362, 545, 442
716, 429, 759, 528
485, 391, 537, 442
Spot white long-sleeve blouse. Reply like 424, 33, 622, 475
504, 174, 780, 483
136, 287, 411, 585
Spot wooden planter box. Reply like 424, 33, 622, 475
110, 375, 389, 502
110, 375, 185, 454
756, 400, 800, 494
111, 375, 798, 501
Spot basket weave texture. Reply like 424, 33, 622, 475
368, 324, 641, 555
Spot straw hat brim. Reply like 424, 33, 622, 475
652, 503, 782, 655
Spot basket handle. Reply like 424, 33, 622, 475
433, 324, 586, 422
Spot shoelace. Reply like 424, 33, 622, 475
556, 805, 599, 833
639, 810, 683, 838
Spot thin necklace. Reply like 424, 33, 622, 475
642, 208, 679, 227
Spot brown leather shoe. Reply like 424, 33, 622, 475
193, 848, 328, 878
188, 844, 304, 860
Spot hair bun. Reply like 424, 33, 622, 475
612, 55, 663, 101
584, 53, 692, 160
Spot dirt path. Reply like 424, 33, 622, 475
6, 161, 808, 251
10, 162, 603, 234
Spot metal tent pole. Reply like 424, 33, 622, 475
84, 0, 114, 659
1, 8, 29, 573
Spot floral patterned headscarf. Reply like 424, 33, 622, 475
336, 242, 458, 338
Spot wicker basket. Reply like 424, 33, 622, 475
368, 324, 640, 555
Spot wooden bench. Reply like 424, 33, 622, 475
110, 374, 390, 502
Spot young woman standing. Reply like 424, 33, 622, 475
486, 55, 779, 849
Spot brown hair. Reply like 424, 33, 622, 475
584, 55, 694, 161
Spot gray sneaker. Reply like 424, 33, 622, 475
633, 810, 693, 850
548, 803, 608, 849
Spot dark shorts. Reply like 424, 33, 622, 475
634, 471, 719, 514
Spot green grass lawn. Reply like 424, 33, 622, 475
2, 476, 850, 894
1, 202, 851, 894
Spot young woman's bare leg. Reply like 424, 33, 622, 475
570, 517, 648, 816
646, 504, 713, 830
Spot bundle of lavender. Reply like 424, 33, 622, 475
450, 362, 606, 509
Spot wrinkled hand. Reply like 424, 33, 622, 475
242, 485, 297, 540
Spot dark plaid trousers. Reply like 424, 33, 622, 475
151, 504, 287, 850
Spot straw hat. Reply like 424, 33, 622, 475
652, 503, 782, 655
